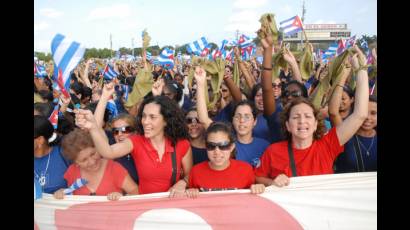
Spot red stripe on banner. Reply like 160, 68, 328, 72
55, 193, 303, 229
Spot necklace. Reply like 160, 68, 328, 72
357, 135, 375, 156
34, 152, 51, 187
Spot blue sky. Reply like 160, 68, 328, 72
34, 0, 377, 53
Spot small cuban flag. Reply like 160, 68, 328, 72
63, 178, 88, 195
48, 104, 59, 130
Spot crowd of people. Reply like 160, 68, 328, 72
34, 25, 377, 201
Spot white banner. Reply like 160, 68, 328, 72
34, 172, 376, 230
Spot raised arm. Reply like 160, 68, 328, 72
234, 47, 256, 89
81, 59, 92, 88
328, 62, 351, 127
283, 48, 302, 83
336, 45, 369, 145
94, 81, 115, 128
75, 109, 133, 159
259, 31, 276, 116
194, 66, 213, 129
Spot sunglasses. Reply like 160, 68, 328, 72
205, 141, 232, 151
272, 83, 282, 88
112, 126, 134, 135
283, 90, 302, 98
221, 89, 228, 92
185, 117, 199, 124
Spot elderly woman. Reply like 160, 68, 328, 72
53, 129, 139, 200
75, 95, 192, 197
255, 45, 369, 187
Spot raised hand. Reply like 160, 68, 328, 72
101, 81, 115, 99
152, 78, 164, 96
74, 109, 98, 131
283, 48, 297, 65
194, 66, 207, 86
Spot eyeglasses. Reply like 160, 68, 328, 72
205, 141, 232, 151
272, 83, 282, 88
233, 114, 253, 122
221, 89, 228, 92
112, 126, 134, 135
185, 117, 199, 124
283, 90, 302, 98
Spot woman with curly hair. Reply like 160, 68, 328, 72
74, 95, 192, 197
255, 48, 370, 187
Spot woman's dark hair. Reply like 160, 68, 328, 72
369, 95, 377, 103
34, 115, 58, 146
284, 80, 308, 98
82, 86, 92, 99
34, 102, 53, 117
280, 97, 326, 141
231, 100, 257, 122
205, 122, 236, 158
164, 80, 183, 103
71, 82, 83, 96
136, 95, 189, 144
57, 116, 75, 135
38, 90, 54, 102
342, 85, 355, 99
250, 83, 262, 102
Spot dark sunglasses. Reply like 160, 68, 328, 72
283, 90, 302, 98
112, 126, 134, 135
186, 117, 199, 124
272, 83, 282, 88
205, 141, 232, 151
221, 89, 228, 92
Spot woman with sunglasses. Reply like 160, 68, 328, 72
185, 107, 208, 165
53, 129, 139, 201
75, 95, 192, 197
186, 122, 265, 198
93, 83, 139, 184
195, 67, 270, 168
254, 45, 370, 187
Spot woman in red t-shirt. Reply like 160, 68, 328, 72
255, 42, 370, 187
53, 129, 139, 200
186, 122, 265, 198
75, 95, 192, 197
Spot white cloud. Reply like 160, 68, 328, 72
34, 22, 49, 32
280, 4, 293, 14
233, 0, 268, 9
229, 10, 258, 22
40, 8, 63, 18
87, 4, 131, 21
224, 21, 260, 33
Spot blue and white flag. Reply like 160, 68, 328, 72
106, 98, 119, 118
152, 58, 160, 65
238, 34, 252, 48
360, 40, 369, 52
146, 51, 152, 60
177, 51, 182, 60
279, 15, 304, 36
158, 48, 175, 69
345, 35, 356, 49
121, 84, 129, 101
186, 37, 209, 56
103, 64, 119, 81
219, 39, 229, 51
51, 34, 85, 93
63, 178, 88, 195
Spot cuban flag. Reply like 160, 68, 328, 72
200, 44, 212, 57
106, 98, 119, 118
48, 103, 59, 130
186, 37, 209, 56
211, 49, 221, 60
238, 34, 252, 49
345, 35, 356, 49
51, 34, 85, 94
223, 49, 233, 61
103, 64, 118, 81
241, 45, 254, 61
56, 68, 71, 99
336, 39, 346, 56
158, 48, 175, 69
152, 59, 160, 65
121, 84, 129, 101
279, 15, 304, 36
34, 63, 48, 78
360, 40, 369, 52
63, 178, 88, 195
146, 51, 152, 61
367, 51, 374, 65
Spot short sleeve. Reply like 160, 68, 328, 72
176, 139, 191, 158
322, 127, 345, 160
254, 148, 272, 177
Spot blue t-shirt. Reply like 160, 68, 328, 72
252, 114, 272, 142
192, 146, 209, 165
235, 137, 270, 168
214, 102, 234, 123
34, 146, 70, 194
334, 135, 377, 173
264, 99, 284, 144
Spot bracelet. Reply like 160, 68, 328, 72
336, 84, 344, 88
262, 66, 272, 71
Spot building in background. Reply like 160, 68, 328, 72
284, 24, 351, 50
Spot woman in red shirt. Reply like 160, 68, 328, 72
53, 129, 139, 200
255, 40, 370, 187
75, 95, 192, 197
186, 122, 265, 198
